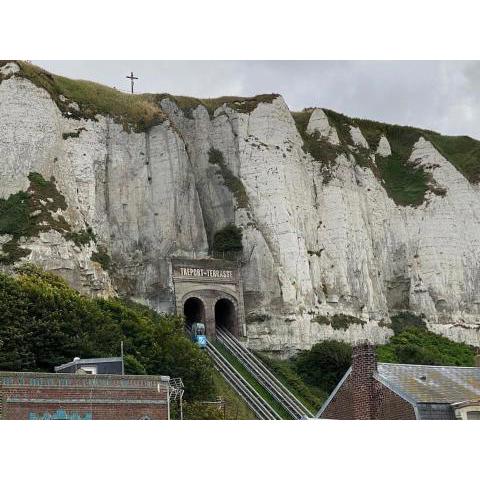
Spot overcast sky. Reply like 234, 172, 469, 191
35, 61, 480, 140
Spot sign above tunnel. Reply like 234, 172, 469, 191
179, 267, 233, 279
172, 258, 239, 284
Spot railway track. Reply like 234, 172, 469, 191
206, 341, 281, 420
216, 327, 313, 419
187, 324, 313, 419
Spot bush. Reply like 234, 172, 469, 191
0, 265, 215, 401
390, 311, 427, 335
294, 340, 352, 394
212, 223, 243, 253
377, 327, 476, 366
256, 352, 326, 412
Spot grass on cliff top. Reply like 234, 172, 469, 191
4, 61, 278, 129
5, 61, 165, 132
153, 93, 279, 118
293, 107, 479, 205
352, 114, 480, 184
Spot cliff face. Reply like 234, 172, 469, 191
1, 61, 480, 354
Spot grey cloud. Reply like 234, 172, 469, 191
35, 60, 480, 139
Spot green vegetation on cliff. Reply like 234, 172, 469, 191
0, 172, 69, 264
208, 147, 249, 208
292, 107, 480, 206
212, 223, 243, 257
311, 313, 366, 330
291, 110, 348, 175
0, 172, 97, 264
2, 62, 278, 128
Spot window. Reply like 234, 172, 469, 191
466, 411, 480, 420
80, 366, 97, 375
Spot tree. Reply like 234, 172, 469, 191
294, 340, 352, 394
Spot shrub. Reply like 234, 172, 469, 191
311, 313, 365, 330
91, 246, 112, 271
65, 227, 96, 247
376, 327, 476, 367
212, 223, 243, 253
246, 313, 271, 324
256, 352, 326, 412
330, 314, 365, 330
294, 340, 352, 394
390, 311, 427, 335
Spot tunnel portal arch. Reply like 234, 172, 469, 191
215, 297, 237, 335
172, 258, 245, 339
183, 296, 205, 328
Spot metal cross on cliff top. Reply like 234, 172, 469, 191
126, 72, 138, 94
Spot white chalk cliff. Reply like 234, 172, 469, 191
1, 62, 480, 355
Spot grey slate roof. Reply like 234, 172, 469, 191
377, 363, 480, 404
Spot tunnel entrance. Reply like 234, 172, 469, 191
183, 297, 205, 328
215, 298, 237, 335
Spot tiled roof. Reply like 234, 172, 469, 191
377, 363, 480, 404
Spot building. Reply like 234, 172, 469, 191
317, 343, 480, 420
0, 371, 176, 420
54, 357, 124, 375
171, 257, 246, 338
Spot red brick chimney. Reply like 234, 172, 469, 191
351, 342, 377, 420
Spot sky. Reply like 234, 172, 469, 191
35, 61, 480, 140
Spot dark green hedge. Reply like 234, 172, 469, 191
0, 265, 215, 401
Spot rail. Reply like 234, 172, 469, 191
186, 325, 280, 419
206, 341, 280, 420
216, 327, 313, 419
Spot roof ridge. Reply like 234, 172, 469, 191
378, 362, 480, 370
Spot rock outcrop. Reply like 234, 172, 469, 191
1, 61, 480, 355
